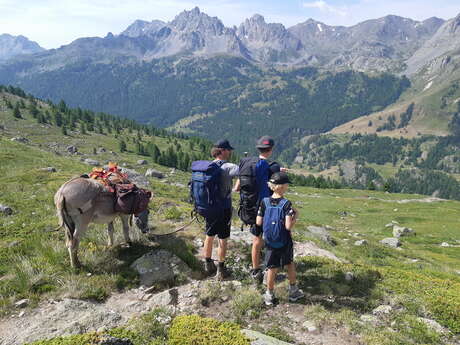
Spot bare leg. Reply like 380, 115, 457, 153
203, 235, 214, 259
286, 263, 296, 285
107, 222, 114, 247
218, 238, 228, 262
252, 235, 264, 269
266, 268, 278, 290
121, 215, 131, 245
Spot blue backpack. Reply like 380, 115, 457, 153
262, 197, 289, 248
190, 160, 223, 218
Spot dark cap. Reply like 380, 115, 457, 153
269, 172, 291, 185
214, 139, 234, 150
256, 135, 275, 149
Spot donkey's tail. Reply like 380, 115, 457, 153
55, 190, 75, 239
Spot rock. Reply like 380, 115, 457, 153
0, 204, 13, 215
18, 311, 25, 317
307, 226, 336, 246
130, 249, 191, 287
440, 242, 450, 247
98, 147, 107, 153
15, 299, 29, 308
40, 167, 56, 172
8, 240, 20, 248
354, 239, 368, 246
148, 288, 178, 307
96, 336, 134, 345
84, 158, 100, 166
242, 329, 294, 345
171, 182, 186, 188
385, 223, 394, 228
344, 272, 354, 281
372, 305, 392, 316
66, 145, 78, 154
11, 137, 28, 143
0, 124, 4, 130
145, 168, 164, 179
120, 168, 150, 187
393, 225, 415, 238
137, 159, 148, 165
302, 320, 317, 333
417, 318, 446, 334
360, 314, 379, 324
193, 238, 204, 248
294, 241, 342, 262
169, 168, 176, 174
380, 238, 401, 248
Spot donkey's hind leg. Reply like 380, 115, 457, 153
107, 221, 114, 247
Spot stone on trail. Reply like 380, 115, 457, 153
417, 318, 446, 334
130, 249, 191, 287
302, 320, 318, 333
242, 329, 295, 345
14, 299, 29, 308
66, 145, 78, 154
372, 305, 392, 316
380, 238, 401, 248
440, 242, 450, 247
145, 168, 164, 179
294, 241, 342, 262
40, 167, 56, 172
137, 159, 148, 165
10, 137, 28, 143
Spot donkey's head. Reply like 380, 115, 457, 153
134, 209, 150, 233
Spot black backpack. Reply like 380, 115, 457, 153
238, 157, 270, 226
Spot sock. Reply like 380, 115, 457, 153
218, 261, 225, 268
289, 284, 297, 292
266, 289, 275, 296
205, 257, 213, 263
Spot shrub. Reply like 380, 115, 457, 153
168, 315, 250, 345
231, 288, 264, 321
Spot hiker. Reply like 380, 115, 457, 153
236, 135, 283, 282
256, 172, 304, 305
191, 139, 239, 280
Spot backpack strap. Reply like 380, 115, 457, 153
263, 197, 271, 209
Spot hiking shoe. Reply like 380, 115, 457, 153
288, 285, 305, 302
216, 264, 231, 281
250, 268, 264, 284
204, 260, 217, 276
263, 290, 276, 306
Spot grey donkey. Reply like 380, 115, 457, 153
54, 177, 150, 268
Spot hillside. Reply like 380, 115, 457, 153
1, 89, 460, 345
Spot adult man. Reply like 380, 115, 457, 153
201, 139, 239, 280
237, 136, 282, 282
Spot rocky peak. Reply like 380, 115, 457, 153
0, 34, 45, 61
121, 19, 166, 37
448, 13, 460, 34
237, 14, 290, 42
170, 7, 225, 35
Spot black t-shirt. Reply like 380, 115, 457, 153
268, 161, 281, 178
258, 197, 295, 218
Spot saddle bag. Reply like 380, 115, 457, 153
114, 183, 152, 215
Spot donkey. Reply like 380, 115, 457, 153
54, 177, 150, 268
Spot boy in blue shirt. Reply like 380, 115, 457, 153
256, 172, 304, 305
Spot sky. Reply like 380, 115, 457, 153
1, 0, 460, 49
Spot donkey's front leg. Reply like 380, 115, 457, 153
107, 222, 114, 247
121, 215, 132, 246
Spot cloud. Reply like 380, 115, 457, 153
302, 0, 347, 17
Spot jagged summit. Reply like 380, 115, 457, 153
0, 34, 45, 61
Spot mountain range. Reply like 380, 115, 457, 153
0, 34, 44, 61
1, 7, 460, 157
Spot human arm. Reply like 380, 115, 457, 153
256, 215, 263, 226
233, 178, 240, 192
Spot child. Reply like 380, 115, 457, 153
256, 172, 304, 306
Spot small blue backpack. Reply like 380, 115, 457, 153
190, 160, 223, 218
262, 197, 289, 248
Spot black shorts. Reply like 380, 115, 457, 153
250, 224, 263, 237
264, 241, 294, 269
205, 208, 232, 239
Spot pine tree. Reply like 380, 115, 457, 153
80, 122, 86, 134
62, 126, 68, 135
119, 140, 127, 153
12, 104, 21, 119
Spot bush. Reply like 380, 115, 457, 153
231, 288, 264, 321
168, 315, 250, 345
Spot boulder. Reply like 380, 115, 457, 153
372, 305, 392, 316
11, 137, 28, 143
40, 167, 56, 172
0, 204, 13, 215
84, 159, 100, 166
147, 288, 178, 307
392, 225, 415, 238
98, 147, 107, 153
15, 299, 29, 308
440, 242, 450, 247
417, 318, 446, 334
137, 159, 148, 165
120, 167, 150, 187
354, 239, 368, 246
145, 168, 164, 179
307, 226, 336, 246
130, 249, 191, 287
294, 241, 342, 262
380, 238, 401, 248
242, 329, 294, 345
66, 145, 78, 154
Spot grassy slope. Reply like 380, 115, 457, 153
1, 91, 460, 343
